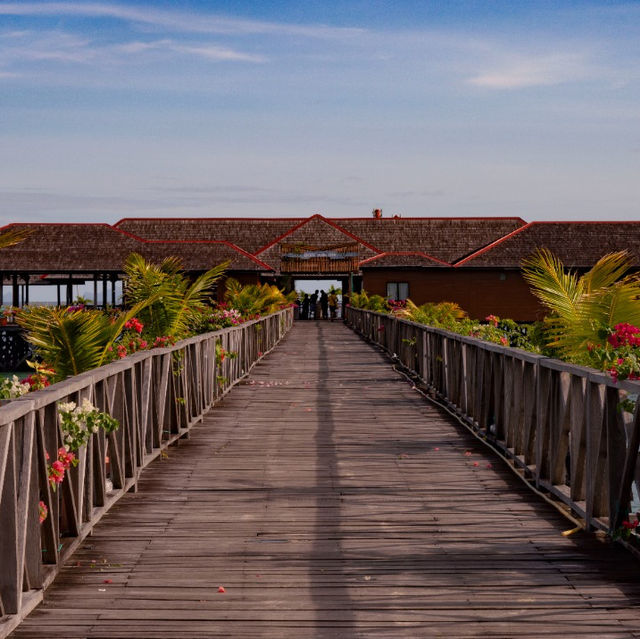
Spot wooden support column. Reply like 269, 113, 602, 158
102, 275, 108, 309
12, 273, 19, 307
111, 274, 117, 307
93, 274, 98, 308
66, 274, 73, 306
56, 283, 61, 307
24, 274, 30, 306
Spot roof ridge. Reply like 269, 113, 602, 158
253, 214, 382, 256
359, 251, 450, 267
454, 223, 533, 267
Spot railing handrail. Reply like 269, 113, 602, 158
0, 307, 294, 637
345, 305, 640, 538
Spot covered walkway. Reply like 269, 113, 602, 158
11, 322, 640, 638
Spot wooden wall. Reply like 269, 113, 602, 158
361, 268, 545, 321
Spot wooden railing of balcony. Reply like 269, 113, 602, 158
345, 306, 640, 538
0, 308, 293, 636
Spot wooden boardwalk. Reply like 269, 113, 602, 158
10, 321, 640, 638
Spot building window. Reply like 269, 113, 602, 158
386, 281, 409, 301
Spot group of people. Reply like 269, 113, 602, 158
299, 290, 339, 321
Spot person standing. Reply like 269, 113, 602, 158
301, 293, 310, 320
310, 290, 319, 320
328, 290, 338, 321
320, 290, 328, 320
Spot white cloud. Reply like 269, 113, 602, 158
116, 40, 266, 63
468, 53, 592, 89
0, 2, 364, 39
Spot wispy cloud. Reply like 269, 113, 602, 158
0, 31, 266, 73
0, 2, 364, 39
115, 39, 266, 63
468, 52, 592, 89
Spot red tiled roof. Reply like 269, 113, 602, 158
359, 252, 450, 268
456, 222, 640, 267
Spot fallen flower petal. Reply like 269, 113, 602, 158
218, 586, 226, 593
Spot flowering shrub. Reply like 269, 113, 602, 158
215, 340, 237, 365
23, 361, 55, 390
46, 446, 77, 491
191, 305, 245, 333
124, 317, 144, 334
613, 517, 640, 540
58, 399, 120, 451
0, 374, 29, 400
584, 323, 640, 384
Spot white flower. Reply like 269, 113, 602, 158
81, 398, 95, 413
58, 401, 76, 413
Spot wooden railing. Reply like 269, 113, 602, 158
345, 306, 640, 537
0, 308, 293, 636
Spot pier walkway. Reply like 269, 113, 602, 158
11, 321, 640, 638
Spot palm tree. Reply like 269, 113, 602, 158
396, 300, 467, 326
0, 227, 33, 249
123, 253, 228, 339
521, 249, 640, 362
17, 302, 151, 380
224, 278, 295, 317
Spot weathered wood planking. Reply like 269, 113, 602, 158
347, 306, 640, 536
0, 309, 293, 637
10, 321, 640, 638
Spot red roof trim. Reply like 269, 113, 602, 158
114, 217, 306, 226
0, 223, 273, 270
254, 214, 382, 255
453, 223, 533, 267
140, 239, 274, 270
114, 215, 527, 223
359, 251, 450, 267
454, 220, 640, 267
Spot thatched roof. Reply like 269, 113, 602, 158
0, 224, 271, 273
115, 218, 301, 254
335, 217, 526, 263
115, 215, 526, 266
456, 222, 640, 268
0, 224, 141, 271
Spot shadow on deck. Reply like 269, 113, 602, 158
10, 321, 640, 638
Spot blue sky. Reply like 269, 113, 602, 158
1, 0, 639, 224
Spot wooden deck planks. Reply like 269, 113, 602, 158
10, 321, 640, 638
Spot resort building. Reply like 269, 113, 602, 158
1, 213, 638, 321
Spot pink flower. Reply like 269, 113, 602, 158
38, 501, 48, 523
500, 336, 508, 346
49, 460, 65, 485
485, 314, 499, 327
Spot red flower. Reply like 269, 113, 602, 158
38, 501, 48, 524
49, 460, 65, 484
485, 314, 499, 327
124, 318, 144, 334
